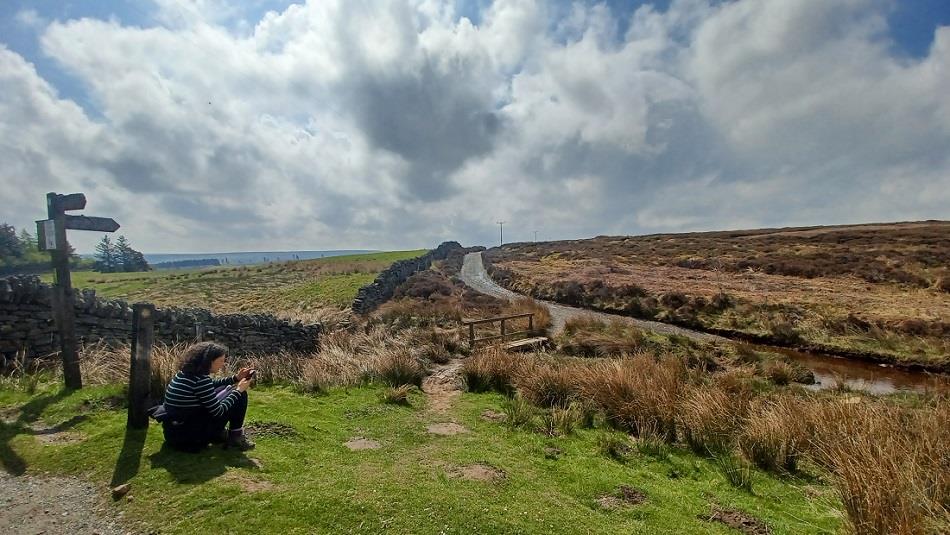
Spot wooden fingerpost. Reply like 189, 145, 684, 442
128, 303, 155, 429
38, 192, 120, 390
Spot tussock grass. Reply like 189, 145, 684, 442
514, 362, 580, 408
503, 297, 552, 335
381, 385, 413, 405
577, 356, 686, 440
739, 396, 812, 473
595, 432, 632, 462
761, 360, 795, 386
461, 347, 519, 395
714, 454, 754, 493
678, 385, 747, 456
808, 399, 950, 535
501, 396, 536, 430
558, 318, 648, 357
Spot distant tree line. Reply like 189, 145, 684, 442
94, 236, 150, 273
0, 222, 91, 275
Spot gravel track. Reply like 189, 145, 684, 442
0, 471, 127, 535
461, 252, 724, 342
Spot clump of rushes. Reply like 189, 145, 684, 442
381, 385, 412, 406
596, 432, 632, 462
714, 453, 754, 493
376, 349, 425, 387
577, 355, 686, 441
558, 318, 648, 357
514, 362, 580, 408
462, 347, 520, 394
677, 385, 748, 456
761, 360, 795, 386
808, 398, 950, 535
739, 396, 813, 473
501, 396, 537, 430
503, 297, 553, 335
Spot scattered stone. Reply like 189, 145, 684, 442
543, 446, 562, 460
248, 458, 264, 470
426, 422, 469, 436
480, 410, 506, 423
345, 437, 381, 451
447, 464, 505, 482
703, 506, 772, 535
111, 484, 131, 501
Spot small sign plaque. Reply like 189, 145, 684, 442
36, 219, 58, 251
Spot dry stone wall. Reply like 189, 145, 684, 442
0, 276, 321, 365
351, 241, 467, 314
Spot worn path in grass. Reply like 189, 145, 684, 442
461, 252, 723, 341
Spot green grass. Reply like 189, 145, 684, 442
39, 250, 426, 314
0, 381, 843, 534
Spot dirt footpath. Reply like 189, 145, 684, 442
0, 471, 127, 535
460, 252, 723, 341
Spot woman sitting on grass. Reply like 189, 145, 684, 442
161, 341, 256, 452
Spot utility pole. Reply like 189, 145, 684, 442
533, 230, 538, 243
496, 221, 505, 246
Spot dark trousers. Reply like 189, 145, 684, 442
162, 390, 248, 452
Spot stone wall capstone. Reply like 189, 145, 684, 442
351, 241, 465, 314
0, 275, 321, 365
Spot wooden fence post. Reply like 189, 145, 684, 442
128, 303, 155, 429
500, 318, 507, 342
468, 323, 475, 348
528, 314, 534, 333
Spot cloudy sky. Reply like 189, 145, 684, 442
2, 0, 949, 253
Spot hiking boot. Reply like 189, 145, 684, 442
225, 433, 255, 451
210, 429, 228, 444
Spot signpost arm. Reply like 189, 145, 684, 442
48, 193, 82, 389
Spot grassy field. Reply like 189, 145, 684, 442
484, 222, 950, 369
41, 250, 425, 314
0, 379, 843, 534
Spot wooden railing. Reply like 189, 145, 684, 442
461, 313, 534, 347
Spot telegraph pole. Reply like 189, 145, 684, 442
496, 221, 505, 246
533, 230, 538, 243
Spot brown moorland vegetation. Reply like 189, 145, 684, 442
484, 221, 950, 369
461, 346, 950, 534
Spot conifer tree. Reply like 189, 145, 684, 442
94, 236, 116, 272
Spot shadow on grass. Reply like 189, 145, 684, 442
110, 426, 148, 487
148, 443, 258, 484
0, 389, 74, 476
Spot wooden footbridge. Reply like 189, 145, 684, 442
461, 312, 548, 351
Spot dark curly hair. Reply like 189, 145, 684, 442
179, 341, 229, 375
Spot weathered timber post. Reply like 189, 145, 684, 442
128, 303, 155, 429
528, 314, 534, 334
37, 192, 120, 390
500, 318, 507, 343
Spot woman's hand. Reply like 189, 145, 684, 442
236, 367, 254, 380
236, 378, 253, 392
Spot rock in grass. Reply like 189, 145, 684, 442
110, 483, 131, 500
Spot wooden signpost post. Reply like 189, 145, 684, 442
37, 192, 120, 389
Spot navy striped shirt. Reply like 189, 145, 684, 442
163, 371, 239, 418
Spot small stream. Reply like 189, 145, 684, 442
752, 345, 949, 395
